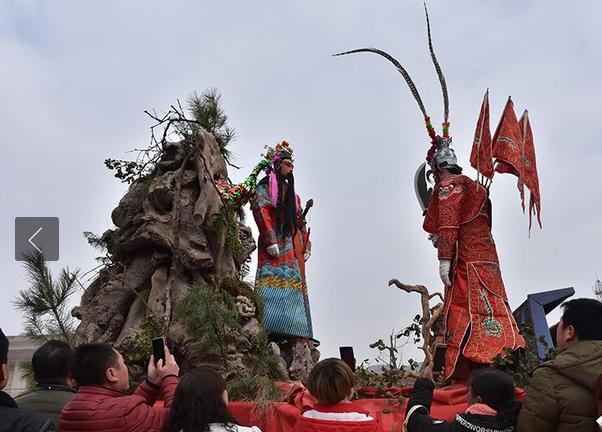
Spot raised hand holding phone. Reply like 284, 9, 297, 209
152, 337, 166, 366
147, 339, 180, 385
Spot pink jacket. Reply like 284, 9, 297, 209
59, 376, 178, 432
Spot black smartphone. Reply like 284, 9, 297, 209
152, 337, 166, 366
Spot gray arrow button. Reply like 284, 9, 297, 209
15, 217, 59, 261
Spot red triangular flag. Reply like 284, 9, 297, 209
470, 90, 494, 179
518, 110, 542, 229
492, 96, 524, 201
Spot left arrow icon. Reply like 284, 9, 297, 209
28, 227, 44, 253
15, 217, 59, 261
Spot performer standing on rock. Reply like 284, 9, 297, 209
422, 139, 525, 381
251, 141, 313, 342
335, 4, 541, 381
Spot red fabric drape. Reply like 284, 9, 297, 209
229, 384, 525, 432
470, 90, 494, 179
518, 111, 542, 229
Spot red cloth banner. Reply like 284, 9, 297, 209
470, 90, 494, 179
518, 110, 542, 229
492, 97, 523, 178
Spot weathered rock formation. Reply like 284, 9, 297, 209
72, 131, 272, 379
72, 128, 318, 389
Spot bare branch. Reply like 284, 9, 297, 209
388, 278, 444, 368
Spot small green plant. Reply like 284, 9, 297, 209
492, 325, 557, 387
14, 251, 80, 345
220, 277, 264, 322
13, 250, 81, 394
227, 374, 282, 403
187, 88, 236, 157
210, 206, 242, 254
178, 284, 240, 360
355, 315, 423, 395
127, 314, 168, 367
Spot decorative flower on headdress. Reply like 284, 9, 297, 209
264, 140, 294, 166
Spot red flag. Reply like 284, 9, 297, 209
470, 90, 494, 178
492, 96, 524, 202
518, 110, 542, 229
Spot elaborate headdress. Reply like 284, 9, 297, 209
215, 140, 295, 210
264, 140, 294, 165
261, 140, 298, 210
333, 3, 455, 170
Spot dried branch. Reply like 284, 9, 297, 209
388, 278, 443, 366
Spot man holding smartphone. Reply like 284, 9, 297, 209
59, 342, 179, 432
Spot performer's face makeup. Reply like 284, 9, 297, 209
279, 159, 294, 175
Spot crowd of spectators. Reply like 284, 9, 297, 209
1, 297, 601, 432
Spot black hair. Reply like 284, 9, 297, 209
0, 328, 8, 364
71, 343, 118, 386
275, 169, 297, 236
469, 368, 520, 422
561, 298, 602, 341
440, 163, 463, 175
164, 367, 237, 432
32, 340, 73, 384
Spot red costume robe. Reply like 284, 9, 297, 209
423, 174, 525, 380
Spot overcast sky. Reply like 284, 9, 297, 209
2, 1, 601, 365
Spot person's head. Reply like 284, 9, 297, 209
556, 298, 602, 349
71, 343, 129, 391
0, 328, 9, 390
468, 368, 518, 420
276, 157, 294, 177
164, 367, 237, 432
307, 358, 355, 405
32, 340, 73, 386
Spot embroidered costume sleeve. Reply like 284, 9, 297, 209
251, 182, 277, 247
423, 175, 487, 260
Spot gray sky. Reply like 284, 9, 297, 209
2, 0, 601, 365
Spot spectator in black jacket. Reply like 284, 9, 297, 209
15, 339, 76, 427
405, 364, 520, 432
0, 328, 55, 432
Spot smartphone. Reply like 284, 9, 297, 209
152, 337, 166, 366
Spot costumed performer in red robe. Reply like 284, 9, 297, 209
423, 138, 524, 381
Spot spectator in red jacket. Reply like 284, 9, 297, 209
59, 342, 179, 432
293, 358, 379, 432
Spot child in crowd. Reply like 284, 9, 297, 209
163, 367, 261, 432
405, 365, 520, 432
293, 358, 379, 432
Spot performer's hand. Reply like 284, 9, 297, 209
420, 362, 434, 382
428, 234, 438, 248
304, 250, 311, 262
266, 244, 279, 258
439, 259, 452, 287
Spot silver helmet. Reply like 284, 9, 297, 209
431, 136, 457, 168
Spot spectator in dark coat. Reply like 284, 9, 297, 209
518, 298, 602, 432
0, 328, 54, 432
405, 365, 520, 432
59, 342, 179, 432
15, 339, 76, 427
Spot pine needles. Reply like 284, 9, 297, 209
13, 250, 80, 345
105, 88, 237, 184
187, 88, 236, 158
178, 284, 240, 359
